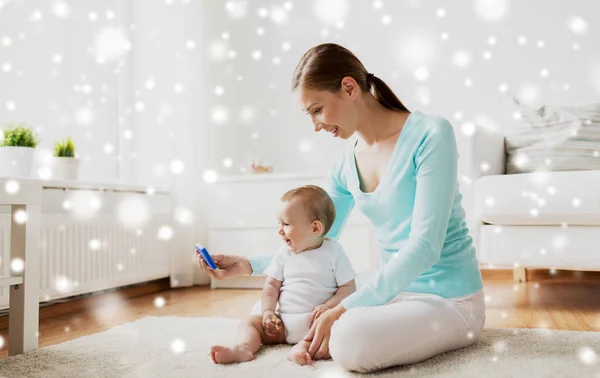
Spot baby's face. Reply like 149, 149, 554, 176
276, 199, 320, 253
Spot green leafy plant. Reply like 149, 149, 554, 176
54, 138, 76, 157
1, 124, 39, 147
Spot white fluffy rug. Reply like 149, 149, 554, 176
1, 316, 599, 378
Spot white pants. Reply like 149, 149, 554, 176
328, 288, 486, 373
251, 272, 486, 373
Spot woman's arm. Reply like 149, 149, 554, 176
248, 254, 276, 276
341, 119, 458, 310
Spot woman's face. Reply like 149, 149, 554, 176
296, 79, 359, 140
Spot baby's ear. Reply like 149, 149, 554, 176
312, 220, 323, 235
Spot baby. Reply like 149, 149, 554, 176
210, 185, 357, 366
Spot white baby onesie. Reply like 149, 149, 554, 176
255, 238, 357, 343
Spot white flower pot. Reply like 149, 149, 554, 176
0, 146, 35, 178
52, 157, 79, 180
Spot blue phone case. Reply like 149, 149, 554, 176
195, 243, 218, 270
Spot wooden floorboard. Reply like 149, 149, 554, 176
1, 269, 599, 360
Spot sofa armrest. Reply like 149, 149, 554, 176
456, 126, 506, 200
461, 127, 506, 180
455, 126, 506, 258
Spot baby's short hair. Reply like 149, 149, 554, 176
281, 185, 336, 235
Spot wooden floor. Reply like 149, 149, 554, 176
1, 269, 600, 359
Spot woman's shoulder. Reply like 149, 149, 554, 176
406, 111, 457, 151
411, 110, 454, 135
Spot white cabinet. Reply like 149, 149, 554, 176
206, 174, 378, 288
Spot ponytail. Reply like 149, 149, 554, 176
368, 74, 409, 112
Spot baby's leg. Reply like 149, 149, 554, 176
287, 340, 312, 366
211, 314, 285, 364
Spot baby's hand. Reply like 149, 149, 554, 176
262, 310, 282, 336
310, 304, 331, 326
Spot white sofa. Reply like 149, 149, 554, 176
461, 128, 600, 281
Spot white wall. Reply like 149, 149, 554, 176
0, 0, 206, 286
0, 0, 124, 182
128, 0, 206, 286
0, 0, 200, 191
200, 0, 600, 177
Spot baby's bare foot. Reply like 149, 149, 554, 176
210, 344, 254, 364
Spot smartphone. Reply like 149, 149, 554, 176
195, 243, 218, 270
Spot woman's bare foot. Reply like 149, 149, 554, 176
210, 344, 254, 364
291, 351, 312, 366
287, 341, 313, 366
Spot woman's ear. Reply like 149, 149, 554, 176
340, 76, 358, 99
312, 220, 324, 235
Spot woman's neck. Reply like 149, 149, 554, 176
355, 94, 410, 147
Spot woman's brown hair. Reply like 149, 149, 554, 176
292, 43, 409, 112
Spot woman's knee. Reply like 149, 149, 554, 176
329, 310, 372, 371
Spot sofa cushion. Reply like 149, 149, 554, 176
505, 100, 600, 174
475, 169, 600, 225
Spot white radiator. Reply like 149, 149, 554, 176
0, 186, 173, 309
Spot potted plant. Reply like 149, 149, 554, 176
0, 123, 39, 178
53, 138, 79, 180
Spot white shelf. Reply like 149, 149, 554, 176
214, 172, 327, 183
41, 179, 170, 194
0, 176, 170, 195
0, 276, 23, 287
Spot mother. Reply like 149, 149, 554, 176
199, 43, 486, 373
